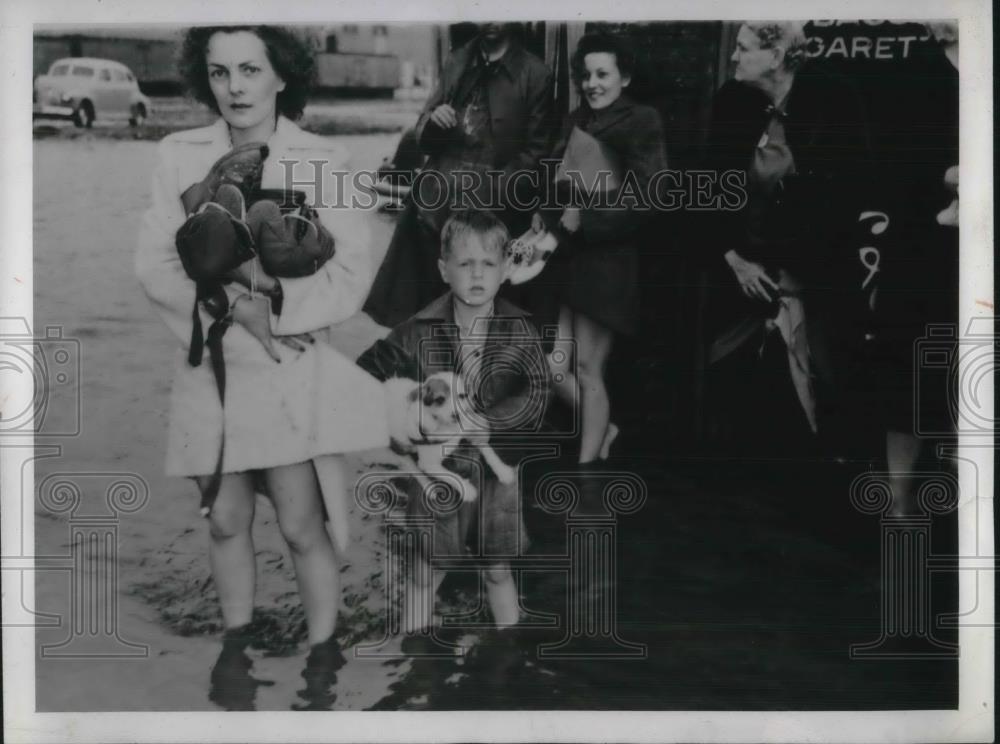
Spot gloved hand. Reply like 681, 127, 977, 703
176, 183, 256, 283
246, 200, 336, 278
181, 142, 269, 215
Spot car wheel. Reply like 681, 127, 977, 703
129, 103, 147, 128
73, 101, 94, 129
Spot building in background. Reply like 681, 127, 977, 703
321, 24, 438, 91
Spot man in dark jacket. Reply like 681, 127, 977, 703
364, 23, 554, 329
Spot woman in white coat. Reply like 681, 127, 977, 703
135, 25, 386, 704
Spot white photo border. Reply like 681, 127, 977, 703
1, 0, 993, 741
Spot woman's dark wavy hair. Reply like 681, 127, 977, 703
570, 32, 636, 91
179, 25, 317, 120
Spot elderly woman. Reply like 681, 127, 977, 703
703, 21, 870, 454
135, 25, 386, 709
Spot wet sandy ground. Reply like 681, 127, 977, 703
32, 132, 410, 710
32, 129, 959, 712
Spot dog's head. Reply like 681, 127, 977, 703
411, 372, 467, 440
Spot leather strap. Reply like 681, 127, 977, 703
197, 314, 232, 517
186, 282, 233, 518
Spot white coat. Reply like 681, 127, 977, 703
136, 116, 388, 486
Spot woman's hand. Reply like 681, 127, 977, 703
724, 249, 779, 302
428, 104, 458, 130
559, 207, 581, 234
230, 294, 314, 361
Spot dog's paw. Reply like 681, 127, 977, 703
494, 464, 516, 485
461, 483, 479, 502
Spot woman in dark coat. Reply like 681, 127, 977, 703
702, 21, 870, 454
541, 33, 667, 464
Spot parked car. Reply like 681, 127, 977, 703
33, 58, 151, 128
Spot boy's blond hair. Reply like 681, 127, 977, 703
439, 209, 510, 260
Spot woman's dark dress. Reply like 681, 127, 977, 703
544, 94, 668, 335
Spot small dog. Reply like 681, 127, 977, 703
383, 371, 515, 502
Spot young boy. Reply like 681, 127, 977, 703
357, 209, 551, 637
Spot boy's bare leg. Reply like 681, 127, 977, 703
403, 555, 446, 634
484, 562, 519, 628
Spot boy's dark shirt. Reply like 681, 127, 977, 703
357, 292, 552, 466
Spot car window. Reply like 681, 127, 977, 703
100, 69, 112, 82
72, 66, 95, 77
112, 69, 127, 82
126, 72, 135, 82
51, 64, 69, 76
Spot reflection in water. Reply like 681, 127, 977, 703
292, 635, 347, 711
208, 634, 275, 711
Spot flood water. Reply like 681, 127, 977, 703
32, 135, 958, 712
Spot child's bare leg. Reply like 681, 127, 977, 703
201, 472, 257, 631
484, 562, 519, 628
403, 552, 446, 634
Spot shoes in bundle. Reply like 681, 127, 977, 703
247, 199, 336, 278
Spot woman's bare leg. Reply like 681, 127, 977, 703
200, 472, 257, 630
547, 304, 579, 408
574, 313, 615, 464
264, 460, 339, 645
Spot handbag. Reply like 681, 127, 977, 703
554, 125, 624, 194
